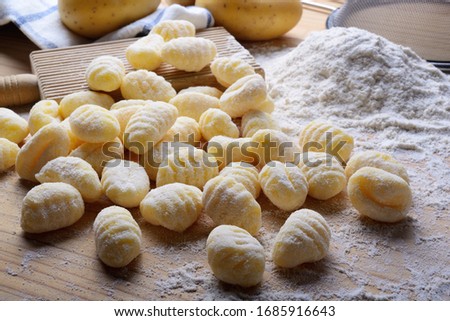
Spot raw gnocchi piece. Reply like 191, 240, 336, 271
16, 124, 70, 182
169, 92, 220, 121
59, 91, 114, 119
206, 225, 265, 287
111, 104, 143, 143
298, 120, 354, 164
178, 86, 223, 99
0, 107, 29, 143
241, 110, 279, 137
101, 159, 150, 208
21, 182, 84, 233
203, 176, 262, 235
70, 138, 124, 176
207, 136, 257, 169
160, 116, 202, 145
125, 34, 164, 70
156, 146, 219, 189
110, 99, 148, 111
345, 150, 409, 183
220, 74, 274, 118
0, 138, 20, 172
272, 209, 331, 268
161, 37, 217, 72
93, 206, 142, 268
298, 152, 346, 200
210, 57, 255, 87
251, 129, 299, 167
120, 70, 176, 102
35, 156, 102, 203
150, 20, 196, 41
60, 118, 83, 151
347, 167, 412, 223
28, 100, 61, 135
259, 161, 308, 211
140, 183, 202, 232
69, 104, 120, 143
85, 55, 125, 92
199, 108, 239, 141
124, 102, 178, 154
219, 162, 260, 199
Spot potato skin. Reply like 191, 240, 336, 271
196, 0, 302, 41
58, 0, 161, 38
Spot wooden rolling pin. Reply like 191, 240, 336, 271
0, 74, 41, 107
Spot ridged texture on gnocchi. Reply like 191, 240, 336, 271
0, 138, 20, 172
298, 152, 346, 200
121, 70, 176, 102
298, 120, 354, 163
220, 162, 261, 199
150, 20, 196, 41
28, 100, 61, 135
160, 116, 202, 145
259, 161, 308, 211
169, 92, 220, 121
211, 57, 256, 87
85, 55, 125, 92
206, 225, 265, 287
93, 206, 142, 268
36, 156, 102, 203
251, 129, 299, 167
126, 34, 164, 70
21, 182, 85, 233
110, 99, 149, 111
207, 136, 257, 169
347, 167, 412, 223
203, 176, 262, 235
241, 110, 279, 137
59, 91, 114, 119
161, 37, 217, 72
178, 86, 223, 99
0, 107, 29, 144
272, 209, 331, 268
60, 118, 83, 151
199, 108, 239, 141
111, 105, 143, 143
140, 183, 202, 232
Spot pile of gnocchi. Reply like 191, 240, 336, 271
0, 20, 412, 288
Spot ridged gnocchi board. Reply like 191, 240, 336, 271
29, 27, 264, 101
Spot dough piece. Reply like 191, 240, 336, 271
21, 182, 84, 233
111, 105, 143, 143
298, 152, 346, 200
161, 37, 217, 72
126, 34, 164, 70
60, 118, 83, 151
207, 136, 257, 169
150, 20, 196, 41
0, 107, 29, 143
70, 138, 124, 176
198, 108, 239, 141
120, 70, 176, 102
101, 159, 150, 208
16, 124, 70, 182
211, 57, 255, 87
93, 206, 141, 268
272, 209, 331, 268
140, 183, 202, 232
169, 92, 220, 121
347, 167, 412, 223
298, 120, 354, 163
124, 101, 178, 154
0, 138, 20, 172
203, 176, 261, 235
110, 99, 149, 111
259, 161, 308, 211
36, 156, 102, 203
178, 86, 223, 99
345, 150, 409, 183
59, 91, 114, 119
160, 116, 202, 145
28, 100, 61, 135
251, 129, 299, 167
157, 146, 219, 189
206, 225, 265, 287
241, 110, 279, 138
219, 162, 260, 199
85, 55, 125, 92
220, 74, 274, 118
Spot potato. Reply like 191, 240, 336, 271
58, 0, 161, 38
166, 0, 195, 5
195, 0, 302, 41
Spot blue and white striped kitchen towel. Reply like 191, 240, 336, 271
0, 0, 214, 49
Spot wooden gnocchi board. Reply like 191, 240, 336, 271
30, 27, 264, 101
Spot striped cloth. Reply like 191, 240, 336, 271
0, 0, 214, 49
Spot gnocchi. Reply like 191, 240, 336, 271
110, 99, 149, 111
160, 116, 202, 145
206, 225, 265, 287
60, 118, 83, 151
28, 100, 61, 135
272, 209, 331, 268
251, 129, 299, 167
178, 86, 223, 99
203, 176, 262, 235
210, 57, 255, 87
85, 55, 125, 92
150, 20, 196, 41
93, 206, 142, 268
347, 167, 412, 223
21, 182, 84, 233
241, 110, 279, 138
219, 162, 261, 199
169, 92, 220, 121
111, 104, 143, 143
126, 34, 164, 70
0, 107, 29, 144
0, 138, 20, 172
140, 183, 202, 232
59, 91, 114, 119
36, 156, 102, 203
161, 37, 217, 72
198, 108, 239, 141
120, 70, 176, 102
259, 161, 308, 211
207, 136, 257, 169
